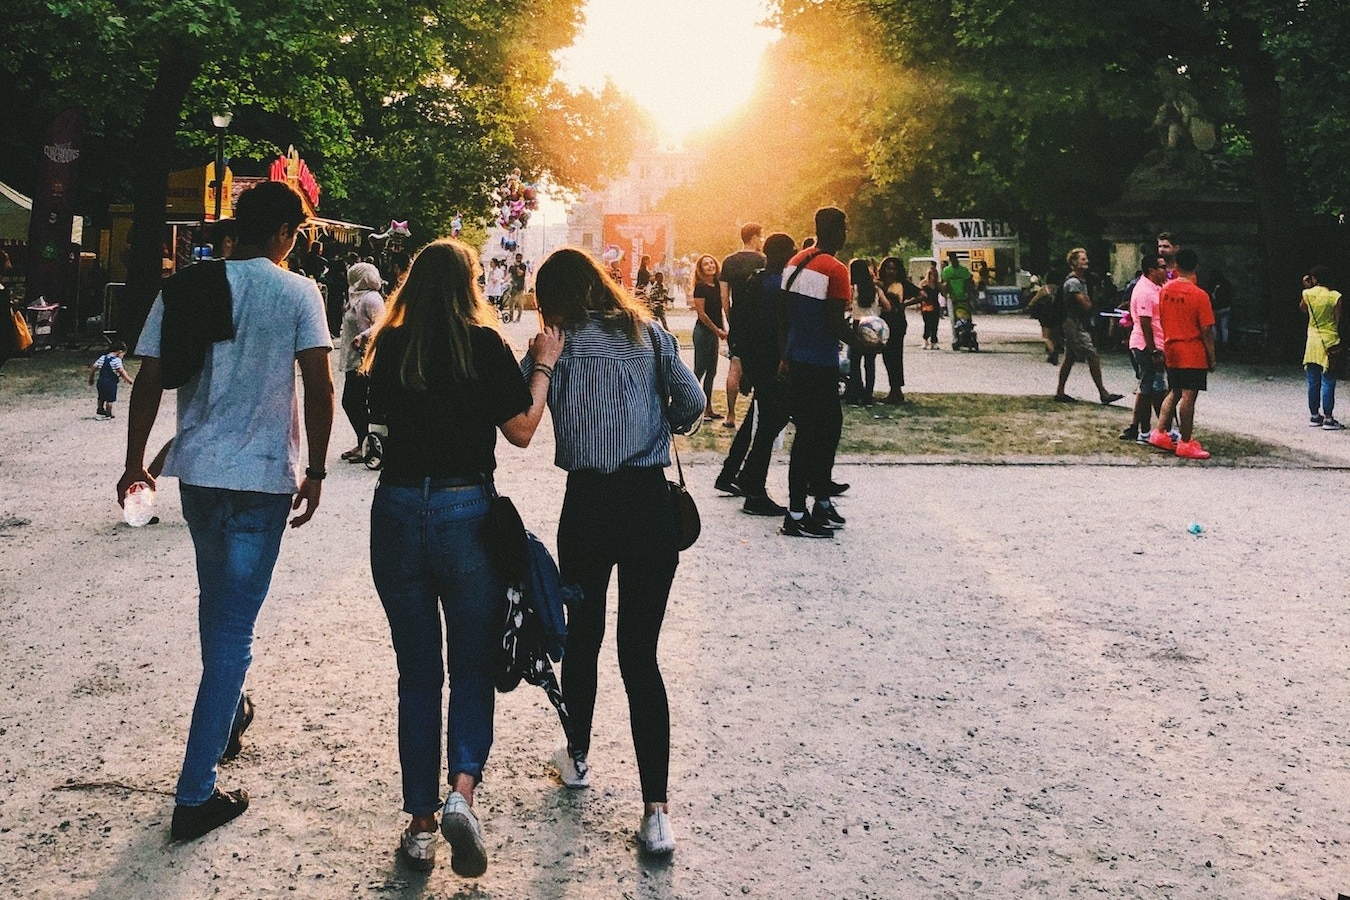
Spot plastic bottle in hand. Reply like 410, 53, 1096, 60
123, 482, 157, 527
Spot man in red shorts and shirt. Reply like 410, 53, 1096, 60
1147, 247, 1216, 459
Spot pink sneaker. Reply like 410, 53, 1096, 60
1146, 429, 1177, 452
1174, 439, 1211, 460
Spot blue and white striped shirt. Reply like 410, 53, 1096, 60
524, 316, 705, 474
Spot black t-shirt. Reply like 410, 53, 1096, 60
509, 263, 527, 291
721, 249, 767, 335
693, 281, 723, 329
367, 324, 531, 478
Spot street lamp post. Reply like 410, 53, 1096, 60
211, 111, 233, 223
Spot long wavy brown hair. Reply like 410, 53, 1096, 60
534, 247, 650, 342
360, 238, 500, 386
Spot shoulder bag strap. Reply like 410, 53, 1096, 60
782, 249, 826, 294
1308, 294, 1337, 352
649, 325, 686, 489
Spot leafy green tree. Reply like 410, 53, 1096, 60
757, 0, 1349, 354
0, 0, 636, 344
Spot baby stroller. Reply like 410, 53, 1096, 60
952, 314, 980, 351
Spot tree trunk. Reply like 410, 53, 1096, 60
1227, 18, 1301, 361
120, 43, 203, 349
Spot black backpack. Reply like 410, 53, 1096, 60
729, 267, 766, 334
1045, 283, 1068, 327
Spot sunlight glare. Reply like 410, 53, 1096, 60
555, 0, 778, 146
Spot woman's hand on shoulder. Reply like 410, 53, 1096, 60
529, 325, 565, 366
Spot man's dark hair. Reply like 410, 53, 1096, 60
814, 207, 846, 253
802, 236, 816, 249
1141, 253, 1165, 273
209, 218, 238, 246
234, 181, 307, 247
1310, 264, 1332, 286
1157, 231, 1178, 244
763, 232, 796, 270
108, 340, 128, 353
1175, 247, 1199, 273
740, 222, 763, 245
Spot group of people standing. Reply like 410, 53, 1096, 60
701, 210, 857, 537
483, 252, 530, 322
116, 180, 705, 879
1050, 232, 1217, 459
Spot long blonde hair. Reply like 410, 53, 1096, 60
534, 247, 650, 342
360, 239, 499, 386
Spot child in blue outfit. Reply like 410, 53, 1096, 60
88, 342, 134, 417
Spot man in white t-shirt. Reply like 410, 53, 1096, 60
118, 181, 335, 842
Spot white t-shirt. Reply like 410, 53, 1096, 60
136, 258, 332, 493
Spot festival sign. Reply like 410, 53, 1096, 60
270, 146, 321, 213
27, 107, 85, 306
601, 214, 672, 286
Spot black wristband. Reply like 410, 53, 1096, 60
305, 467, 327, 480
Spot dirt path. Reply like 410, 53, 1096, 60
1, 319, 1347, 899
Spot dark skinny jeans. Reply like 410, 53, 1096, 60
719, 363, 789, 496
341, 369, 370, 445
557, 467, 678, 804
787, 361, 843, 512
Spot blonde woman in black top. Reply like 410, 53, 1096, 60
362, 238, 562, 877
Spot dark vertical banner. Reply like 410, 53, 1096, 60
26, 107, 85, 308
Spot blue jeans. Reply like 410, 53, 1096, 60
692, 322, 719, 407
370, 481, 504, 817
177, 485, 292, 805
1307, 364, 1336, 418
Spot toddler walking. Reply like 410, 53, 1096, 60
89, 342, 134, 418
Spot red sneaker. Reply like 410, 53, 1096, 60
1174, 439, 1211, 459
1146, 429, 1177, 452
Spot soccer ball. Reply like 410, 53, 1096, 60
854, 315, 890, 349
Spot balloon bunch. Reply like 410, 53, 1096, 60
495, 168, 538, 231
371, 219, 411, 250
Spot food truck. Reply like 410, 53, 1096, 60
911, 218, 1026, 311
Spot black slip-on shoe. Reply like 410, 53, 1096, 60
171, 788, 250, 841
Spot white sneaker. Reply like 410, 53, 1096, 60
638, 808, 675, 855
552, 745, 591, 788
439, 792, 487, 878
399, 828, 436, 871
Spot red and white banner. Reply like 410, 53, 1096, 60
602, 214, 671, 287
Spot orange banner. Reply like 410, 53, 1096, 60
601, 214, 670, 288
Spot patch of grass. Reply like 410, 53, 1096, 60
0, 349, 101, 403
681, 392, 1309, 465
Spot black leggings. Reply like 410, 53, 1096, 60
557, 467, 678, 803
880, 328, 905, 391
341, 369, 369, 444
787, 361, 843, 511
921, 310, 940, 344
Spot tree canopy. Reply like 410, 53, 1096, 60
0, 0, 641, 338
661, 0, 1347, 353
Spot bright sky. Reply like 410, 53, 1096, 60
554, 0, 779, 145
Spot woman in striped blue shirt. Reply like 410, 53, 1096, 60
530, 248, 703, 856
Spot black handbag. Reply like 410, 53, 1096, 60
650, 326, 700, 551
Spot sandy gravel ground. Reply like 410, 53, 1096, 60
2, 310, 1348, 899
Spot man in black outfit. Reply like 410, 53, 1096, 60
714, 232, 796, 515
